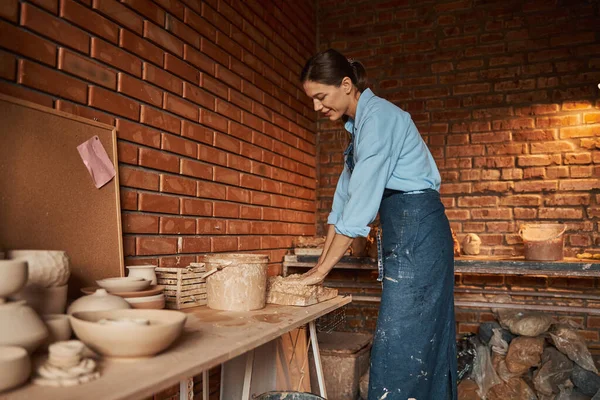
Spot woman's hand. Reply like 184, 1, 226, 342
294, 265, 328, 286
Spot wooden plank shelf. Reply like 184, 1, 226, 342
284, 255, 600, 277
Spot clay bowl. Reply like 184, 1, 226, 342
0, 346, 31, 393
42, 314, 72, 345
124, 293, 165, 310
96, 277, 151, 293
0, 260, 28, 301
69, 309, 187, 360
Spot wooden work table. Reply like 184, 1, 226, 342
4, 296, 352, 400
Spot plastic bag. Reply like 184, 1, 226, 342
486, 377, 538, 400
505, 336, 545, 375
533, 347, 574, 395
493, 352, 521, 383
490, 328, 509, 355
472, 341, 502, 398
457, 333, 477, 383
550, 326, 598, 373
496, 308, 554, 337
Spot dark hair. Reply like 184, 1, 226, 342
300, 49, 368, 92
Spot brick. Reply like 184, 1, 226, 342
559, 179, 600, 191
139, 147, 179, 173
201, 37, 229, 66
120, 189, 137, 210
201, 109, 228, 133
120, 166, 160, 190
160, 174, 196, 196
180, 159, 212, 179
91, 38, 142, 77
0, 50, 16, 80
164, 92, 199, 121
164, 53, 199, 83
18, 59, 87, 103
202, 74, 229, 98
89, 86, 140, 119
116, 119, 161, 148
21, 3, 90, 53
0, 0, 19, 21
184, 7, 216, 42
0, 81, 51, 107
183, 45, 215, 75
197, 181, 226, 200
140, 105, 181, 134
117, 141, 137, 164
214, 202, 239, 218
143, 20, 183, 57
0, 20, 56, 67
183, 82, 215, 109
166, 14, 199, 48
139, 192, 179, 213
181, 198, 212, 216
56, 99, 115, 125
198, 143, 227, 166
155, 0, 184, 19
118, 73, 162, 107
143, 63, 183, 95
159, 216, 195, 235
196, 217, 226, 234
122, 213, 158, 234
180, 237, 211, 253
514, 181, 558, 192
120, 30, 163, 66
61, 0, 119, 43
214, 166, 240, 185
212, 236, 238, 252
58, 48, 117, 89
162, 133, 197, 158
136, 237, 177, 256
181, 120, 213, 144
561, 125, 600, 139
122, 0, 165, 25
92, 0, 142, 34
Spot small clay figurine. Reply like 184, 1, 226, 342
462, 234, 482, 255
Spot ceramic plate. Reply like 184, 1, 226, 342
81, 285, 165, 298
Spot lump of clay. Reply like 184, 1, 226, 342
266, 275, 337, 306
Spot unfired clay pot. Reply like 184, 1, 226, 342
124, 293, 165, 309
0, 300, 49, 353
462, 234, 482, 255
0, 260, 28, 301
126, 265, 158, 285
67, 289, 131, 315
13, 284, 68, 315
0, 346, 31, 393
8, 250, 70, 288
70, 309, 187, 359
42, 314, 72, 347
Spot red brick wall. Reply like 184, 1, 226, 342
317, 0, 600, 256
0, 0, 318, 274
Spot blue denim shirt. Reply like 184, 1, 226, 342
327, 88, 441, 238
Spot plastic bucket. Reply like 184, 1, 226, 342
518, 223, 566, 261
199, 253, 269, 311
253, 392, 325, 400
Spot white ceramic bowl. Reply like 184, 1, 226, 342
67, 289, 131, 315
0, 260, 28, 300
0, 346, 31, 392
70, 309, 187, 359
8, 250, 70, 287
124, 294, 165, 309
96, 277, 151, 293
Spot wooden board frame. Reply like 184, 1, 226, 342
0, 94, 124, 297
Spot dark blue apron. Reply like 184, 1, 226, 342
345, 139, 457, 400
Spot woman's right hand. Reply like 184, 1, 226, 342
293, 265, 328, 286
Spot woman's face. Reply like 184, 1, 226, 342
303, 78, 353, 121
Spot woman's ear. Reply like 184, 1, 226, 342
341, 77, 353, 94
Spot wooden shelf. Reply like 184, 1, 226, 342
5, 296, 351, 400
284, 255, 600, 277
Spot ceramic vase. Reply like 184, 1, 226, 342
126, 265, 157, 285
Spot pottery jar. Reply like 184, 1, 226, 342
0, 260, 28, 301
0, 300, 49, 353
8, 250, 70, 288
0, 346, 31, 393
126, 265, 157, 285
67, 289, 131, 315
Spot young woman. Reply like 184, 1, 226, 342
296, 49, 457, 399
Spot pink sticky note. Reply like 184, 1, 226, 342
77, 136, 116, 189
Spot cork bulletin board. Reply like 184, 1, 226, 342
0, 94, 124, 297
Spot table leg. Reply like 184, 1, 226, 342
202, 370, 209, 400
179, 376, 193, 400
308, 321, 327, 398
242, 349, 255, 400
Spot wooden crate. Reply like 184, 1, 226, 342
155, 263, 207, 309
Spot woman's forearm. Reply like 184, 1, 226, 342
318, 224, 337, 265
318, 232, 354, 274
